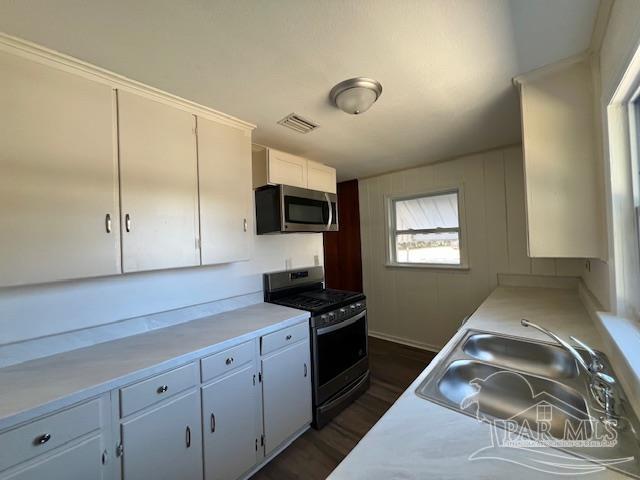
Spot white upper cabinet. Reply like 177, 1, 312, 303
117, 91, 201, 272
252, 146, 336, 193
198, 117, 252, 265
515, 57, 606, 259
307, 160, 337, 194
253, 147, 308, 189
0, 50, 120, 287
1, 37, 254, 286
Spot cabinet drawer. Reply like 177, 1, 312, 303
0, 399, 101, 472
2, 436, 102, 480
261, 322, 309, 356
120, 363, 198, 417
201, 341, 254, 383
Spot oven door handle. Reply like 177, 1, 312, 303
317, 310, 366, 335
324, 192, 332, 231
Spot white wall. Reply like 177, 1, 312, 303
583, 0, 640, 313
359, 145, 584, 350
0, 233, 323, 345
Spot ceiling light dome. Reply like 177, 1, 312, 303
330, 77, 382, 115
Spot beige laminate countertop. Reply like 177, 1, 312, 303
0, 302, 309, 431
329, 286, 629, 479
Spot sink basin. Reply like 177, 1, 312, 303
415, 329, 640, 478
462, 333, 579, 379
422, 359, 591, 439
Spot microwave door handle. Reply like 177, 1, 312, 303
324, 192, 332, 230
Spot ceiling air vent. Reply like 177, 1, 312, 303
277, 113, 319, 134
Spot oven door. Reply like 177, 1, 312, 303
281, 185, 338, 232
313, 310, 368, 404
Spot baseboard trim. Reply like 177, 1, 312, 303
368, 330, 441, 353
241, 424, 310, 479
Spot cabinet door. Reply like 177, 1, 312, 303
267, 150, 307, 188
261, 341, 312, 455
0, 51, 120, 287
197, 117, 252, 265
2, 436, 103, 480
118, 91, 200, 272
121, 391, 202, 480
307, 160, 337, 194
518, 60, 603, 258
202, 365, 259, 480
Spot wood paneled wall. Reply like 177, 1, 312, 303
359, 145, 584, 351
323, 180, 363, 292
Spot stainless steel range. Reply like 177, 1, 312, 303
263, 266, 369, 428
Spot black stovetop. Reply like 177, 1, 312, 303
268, 287, 365, 315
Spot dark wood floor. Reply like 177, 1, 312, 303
251, 337, 436, 480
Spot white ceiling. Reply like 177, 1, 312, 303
0, 0, 599, 180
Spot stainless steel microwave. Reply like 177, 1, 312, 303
255, 185, 338, 234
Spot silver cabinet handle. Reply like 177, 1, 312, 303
157, 385, 168, 394
185, 426, 191, 448
210, 413, 216, 433
304, 363, 308, 378
105, 213, 112, 233
243, 218, 248, 232
125, 213, 131, 232
34, 433, 51, 445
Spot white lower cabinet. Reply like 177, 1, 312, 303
0, 395, 111, 480
261, 340, 312, 455
3, 436, 104, 480
2, 323, 313, 480
120, 391, 203, 480
201, 364, 260, 480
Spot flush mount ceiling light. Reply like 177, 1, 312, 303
329, 77, 382, 115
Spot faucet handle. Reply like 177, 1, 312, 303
570, 336, 603, 373
594, 371, 616, 388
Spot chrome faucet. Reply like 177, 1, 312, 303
521, 319, 619, 427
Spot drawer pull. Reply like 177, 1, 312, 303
186, 426, 191, 448
157, 385, 169, 394
210, 413, 216, 433
304, 363, 308, 378
34, 433, 51, 445
286, 334, 292, 341
225, 357, 234, 365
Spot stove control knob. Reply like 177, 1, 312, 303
355, 303, 362, 308
350, 304, 357, 309
339, 308, 346, 313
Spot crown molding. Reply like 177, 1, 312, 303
0, 32, 256, 131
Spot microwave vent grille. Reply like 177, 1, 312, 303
277, 113, 319, 134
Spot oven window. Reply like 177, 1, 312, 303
316, 315, 367, 386
284, 196, 327, 224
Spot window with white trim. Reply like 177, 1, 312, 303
388, 189, 466, 267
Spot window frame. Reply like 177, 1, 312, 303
385, 185, 469, 270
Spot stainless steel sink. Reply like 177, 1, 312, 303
462, 333, 579, 379
416, 329, 640, 478
433, 360, 591, 439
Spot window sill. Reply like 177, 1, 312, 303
592, 311, 640, 418
385, 262, 470, 271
